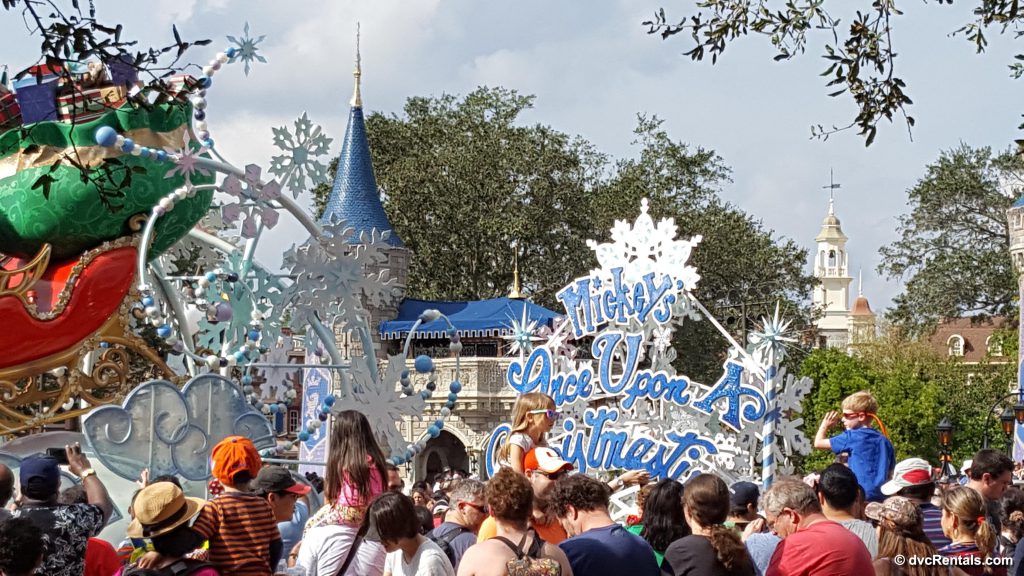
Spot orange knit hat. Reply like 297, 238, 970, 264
211, 436, 262, 485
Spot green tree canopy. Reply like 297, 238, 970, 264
799, 332, 1013, 472
878, 144, 1023, 333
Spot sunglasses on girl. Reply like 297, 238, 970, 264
528, 409, 560, 420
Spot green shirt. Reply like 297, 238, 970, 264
625, 523, 665, 567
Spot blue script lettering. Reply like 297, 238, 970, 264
507, 347, 593, 405
593, 331, 643, 394
692, 360, 767, 431
556, 268, 680, 338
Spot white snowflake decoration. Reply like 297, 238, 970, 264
269, 113, 333, 198
220, 165, 282, 238
331, 355, 426, 455
227, 22, 267, 76
504, 306, 543, 358
260, 336, 296, 395
585, 198, 702, 290
282, 221, 397, 328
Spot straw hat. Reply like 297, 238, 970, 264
126, 482, 205, 538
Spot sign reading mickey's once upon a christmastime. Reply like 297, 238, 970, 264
485, 200, 811, 483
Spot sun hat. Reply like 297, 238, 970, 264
211, 435, 262, 485
126, 482, 205, 538
881, 458, 934, 496
523, 447, 573, 475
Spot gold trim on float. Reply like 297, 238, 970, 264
0, 124, 188, 180
0, 243, 50, 306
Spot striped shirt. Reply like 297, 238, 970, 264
191, 492, 280, 576
920, 502, 952, 549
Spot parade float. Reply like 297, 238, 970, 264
0, 9, 813, 539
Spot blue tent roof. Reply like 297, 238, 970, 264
380, 297, 562, 340
320, 104, 404, 247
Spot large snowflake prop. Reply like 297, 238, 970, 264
220, 165, 282, 238
269, 113, 333, 198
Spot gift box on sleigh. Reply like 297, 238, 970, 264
0, 93, 20, 133
56, 85, 127, 123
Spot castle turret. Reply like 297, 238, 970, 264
321, 41, 410, 360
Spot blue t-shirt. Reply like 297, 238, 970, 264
830, 427, 895, 501
278, 499, 309, 557
559, 524, 661, 576
745, 532, 781, 576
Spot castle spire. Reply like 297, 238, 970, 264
509, 249, 524, 299
351, 23, 362, 108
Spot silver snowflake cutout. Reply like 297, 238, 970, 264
504, 306, 543, 358
220, 164, 282, 238
748, 302, 797, 367
269, 113, 333, 198
331, 355, 426, 455
227, 22, 267, 76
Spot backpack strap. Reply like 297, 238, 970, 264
524, 531, 546, 559
166, 560, 216, 576
492, 536, 526, 559
434, 525, 470, 547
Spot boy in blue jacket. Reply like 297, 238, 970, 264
813, 390, 895, 502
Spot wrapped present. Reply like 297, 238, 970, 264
12, 64, 64, 90
0, 92, 20, 132
160, 74, 200, 101
56, 85, 127, 123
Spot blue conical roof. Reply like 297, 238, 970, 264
319, 103, 404, 247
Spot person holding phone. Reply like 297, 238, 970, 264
11, 443, 114, 576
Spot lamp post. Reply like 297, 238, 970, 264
981, 392, 1024, 454
936, 417, 956, 480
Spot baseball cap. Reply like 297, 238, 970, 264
523, 447, 573, 474
20, 455, 61, 499
432, 502, 450, 516
211, 436, 262, 485
254, 465, 311, 496
729, 481, 760, 509
864, 496, 921, 530
881, 458, 934, 496
126, 482, 205, 539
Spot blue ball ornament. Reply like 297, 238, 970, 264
318, 413, 329, 421
243, 385, 253, 394
225, 47, 239, 58
141, 296, 155, 307
234, 351, 246, 362
248, 330, 260, 341
205, 271, 218, 282
324, 395, 336, 407
447, 392, 458, 403
270, 404, 280, 414
193, 110, 206, 121
401, 370, 410, 379
434, 419, 444, 429
99, 341, 109, 348
94, 126, 118, 147
425, 382, 436, 392
203, 138, 214, 149
155, 150, 168, 162
156, 325, 172, 338
198, 76, 212, 89
427, 425, 440, 438
444, 400, 455, 410
241, 375, 252, 385
138, 147, 151, 159
420, 390, 431, 400
120, 138, 134, 153
298, 431, 310, 442
414, 355, 433, 374
449, 381, 462, 394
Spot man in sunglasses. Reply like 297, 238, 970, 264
427, 478, 487, 572
477, 447, 573, 545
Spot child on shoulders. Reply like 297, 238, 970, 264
813, 390, 895, 502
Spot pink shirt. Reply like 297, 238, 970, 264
766, 519, 874, 576
337, 461, 384, 507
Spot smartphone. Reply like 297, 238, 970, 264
45, 447, 69, 465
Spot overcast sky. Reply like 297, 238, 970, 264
2, 0, 1020, 314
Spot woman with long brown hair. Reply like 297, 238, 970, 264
661, 474, 754, 576
939, 486, 1006, 576
295, 409, 390, 575
868, 496, 967, 576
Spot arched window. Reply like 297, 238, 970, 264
828, 249, 837, 267
986, 335, 1003, 357
947, 335, 965, 357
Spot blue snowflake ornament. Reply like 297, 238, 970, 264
227, 22, 267, 76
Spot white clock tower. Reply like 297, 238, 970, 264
813, 194, 853, 349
